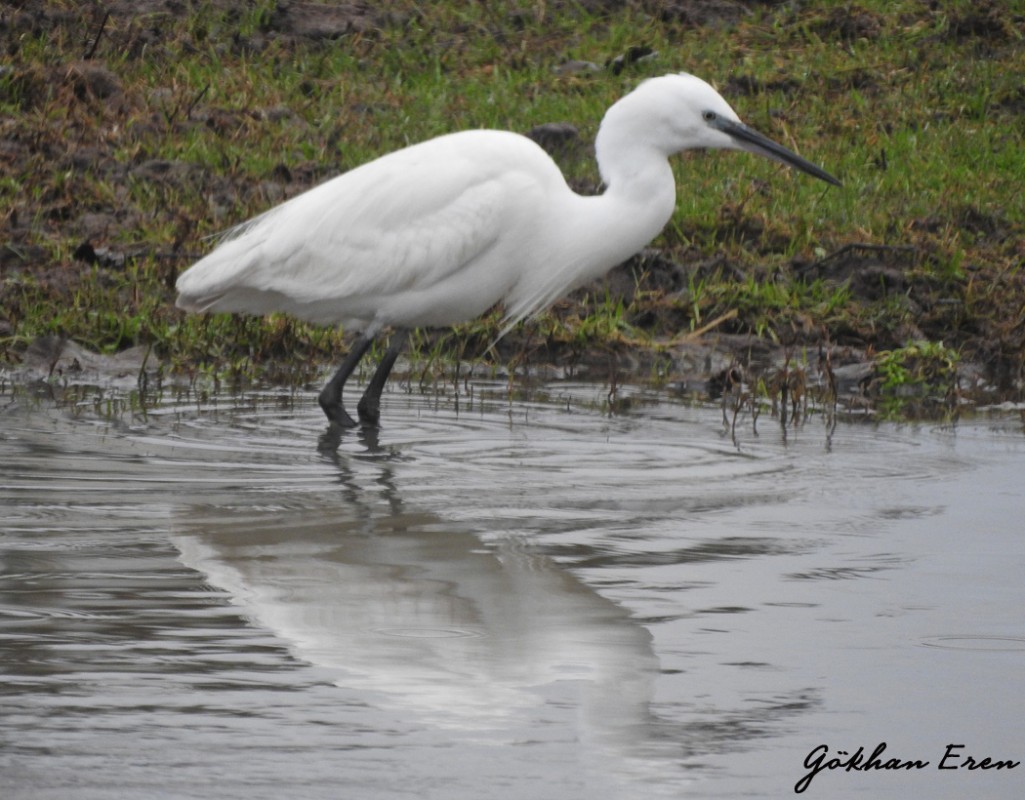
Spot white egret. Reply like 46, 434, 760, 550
176, 73, 839, 428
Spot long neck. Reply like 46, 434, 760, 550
502, 128, 678, 328
564, 129, 677, 285
596, 120, 676, 204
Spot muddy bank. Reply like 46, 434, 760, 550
3, 320, 999, 425
2, 0, 1023, 420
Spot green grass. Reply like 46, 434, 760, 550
2, 0, 1023, 408
874, 339, 960, 418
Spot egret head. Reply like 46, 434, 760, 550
600, 73, 841, 187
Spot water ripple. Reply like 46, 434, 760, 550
2, 383, 1024, 800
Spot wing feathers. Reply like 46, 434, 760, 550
176, 131, 542, 325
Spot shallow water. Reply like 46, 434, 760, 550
1, 382, 1023, 799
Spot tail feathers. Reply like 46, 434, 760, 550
175, 225, 272, 314
175, 288, 227, 313
176, 280, 298, 318
175, 257, 236, 312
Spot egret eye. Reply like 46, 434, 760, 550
703, 110, 717, 123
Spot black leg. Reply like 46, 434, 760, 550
357, 329, 409, 426
318, 333, 374, 428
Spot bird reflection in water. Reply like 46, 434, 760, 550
173, 440, 659, 756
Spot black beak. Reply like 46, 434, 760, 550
710, 116, 842, 187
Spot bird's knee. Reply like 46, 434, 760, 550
317, 388, 332, 414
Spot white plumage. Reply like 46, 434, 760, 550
176, 73, 839, 432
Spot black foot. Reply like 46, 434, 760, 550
318, 392, 359, 429
356, 396, 381, 427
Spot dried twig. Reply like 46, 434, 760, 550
84, 11, 110, 60
814, 242, 918, 266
